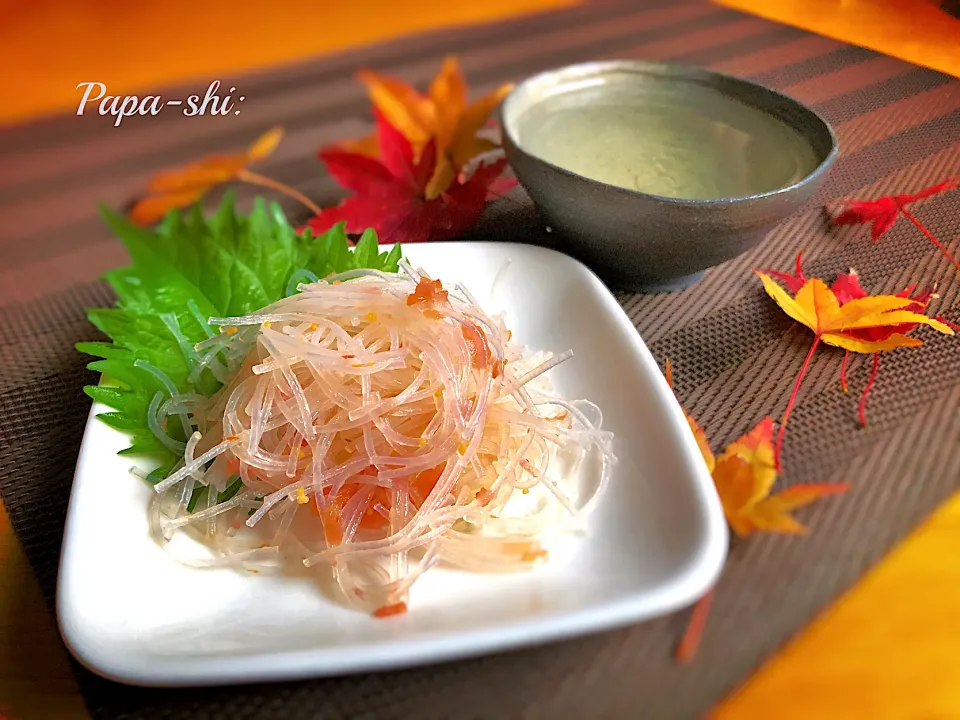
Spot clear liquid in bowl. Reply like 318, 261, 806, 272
516, 80, 822, 201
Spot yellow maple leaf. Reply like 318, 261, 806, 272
755, 272, 953, 354
756, 256, 955, 463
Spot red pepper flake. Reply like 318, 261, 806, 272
373, 602, 408, 618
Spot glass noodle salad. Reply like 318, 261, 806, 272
142, 260, 616, 617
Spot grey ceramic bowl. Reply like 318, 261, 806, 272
501, 61, 838, 292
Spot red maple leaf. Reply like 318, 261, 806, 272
826, 178, 960, 272
307, 110, 511, 243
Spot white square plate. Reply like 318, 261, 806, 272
57, 242, 726, 687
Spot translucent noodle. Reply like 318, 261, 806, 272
148, 266, 616, 615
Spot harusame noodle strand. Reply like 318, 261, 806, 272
146, 263, 615, 616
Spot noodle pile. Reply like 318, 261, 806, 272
146, 262, 616, 616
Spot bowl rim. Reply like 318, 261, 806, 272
500, 59, 839, 207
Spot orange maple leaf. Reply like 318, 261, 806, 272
756, 254, 955, 465
331, 56, 512, 199
665, 362, 848, 663
712, 418, 849, 537
129, 127, 307, 225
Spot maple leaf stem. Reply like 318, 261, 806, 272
676, 589, 714, 664
858, 353, 880, 427
898, 206, 960, 273
840, 351, 850, 393
776, 335, 820, 470
236, 169, 324, 217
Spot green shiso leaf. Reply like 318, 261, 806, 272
78, 193, 402, 467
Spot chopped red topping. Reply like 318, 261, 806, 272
406, 278, 449, 307
373, 602, 408, 618
409, 463, 446, 507
461, 322, 491, 370
521, 548, 548, 563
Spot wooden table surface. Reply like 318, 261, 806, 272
1, 1, 959, 718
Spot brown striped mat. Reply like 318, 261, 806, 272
2, 0, 960, 717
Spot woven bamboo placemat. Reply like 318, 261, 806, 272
1, 1, 959, 717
